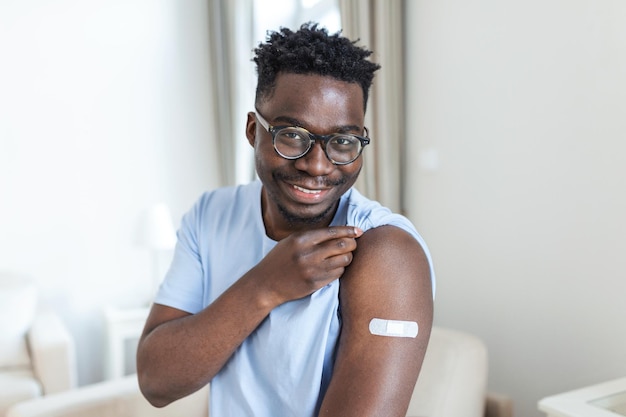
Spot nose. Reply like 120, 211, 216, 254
293, 141, 334, 176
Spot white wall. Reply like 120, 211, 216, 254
405, 1, 626, 416
0, 0, 218, 385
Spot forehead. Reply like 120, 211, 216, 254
261, 73, 365, 126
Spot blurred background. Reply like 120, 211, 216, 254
1, 1, 625, 417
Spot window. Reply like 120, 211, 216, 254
252, 0, 340, 42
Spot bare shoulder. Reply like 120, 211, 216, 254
340, 224, 432, 315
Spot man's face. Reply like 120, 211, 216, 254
246, 73, 366, 240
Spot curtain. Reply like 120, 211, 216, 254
208, 0, 255, 187
338, 0, 405, 213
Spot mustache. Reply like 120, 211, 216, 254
273, 172, 347, 188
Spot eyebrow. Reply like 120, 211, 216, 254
271, 115, 362, 134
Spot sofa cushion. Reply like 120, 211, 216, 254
0, 282, 38, 369
0, 370, 42, 416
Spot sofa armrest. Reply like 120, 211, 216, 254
27, 312, 77, 394
6, 375, 209, 417
407, 326, 489, 417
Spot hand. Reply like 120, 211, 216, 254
252, 226, 363, 306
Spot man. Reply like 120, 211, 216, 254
137, 23, 435, 417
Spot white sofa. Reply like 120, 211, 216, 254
6, 326, 512, 417
0, 276, 77, 417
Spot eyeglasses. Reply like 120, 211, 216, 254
255, 110, 370, 165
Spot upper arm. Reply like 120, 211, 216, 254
319, 225, 433, 417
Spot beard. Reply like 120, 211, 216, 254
275, 199, 337, 226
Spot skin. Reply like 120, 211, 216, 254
136, 73, 433, 416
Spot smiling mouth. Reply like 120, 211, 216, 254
292, 184, 322, 195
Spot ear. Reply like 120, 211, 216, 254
246, 112, 257, 147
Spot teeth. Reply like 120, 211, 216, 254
294, 185, 321, 194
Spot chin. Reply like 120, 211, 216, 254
277, 202, 336, 226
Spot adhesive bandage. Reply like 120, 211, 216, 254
369, 318, 418, 338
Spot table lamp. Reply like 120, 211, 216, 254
135, 203, 177, 294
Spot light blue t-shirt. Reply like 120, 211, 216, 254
155, 180, 435, 417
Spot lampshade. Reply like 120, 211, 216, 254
135, 203, 177, 250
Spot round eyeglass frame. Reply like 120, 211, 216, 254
255, 110, 370, 165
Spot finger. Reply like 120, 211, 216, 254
324, 251, 354, 270
318, 237, 358, 258
310, 226, 363, 245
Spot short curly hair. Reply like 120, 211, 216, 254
252, 22, 380, 112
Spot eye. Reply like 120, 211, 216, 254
283, 131, 306, 141
275, 128, 310, 150
330, 135, 359, 147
